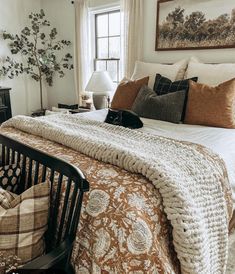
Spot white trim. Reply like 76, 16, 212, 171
89, 3, 120, 14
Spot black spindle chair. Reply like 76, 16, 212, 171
0, 134, 89, 273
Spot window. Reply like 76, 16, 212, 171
94, 10, 121, 83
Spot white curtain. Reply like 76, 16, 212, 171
120, 0, 144, 78
74, 0, 91, 104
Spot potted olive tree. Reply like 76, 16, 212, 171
0, 9, 73, 113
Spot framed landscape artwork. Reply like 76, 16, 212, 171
156, 0, 235, 51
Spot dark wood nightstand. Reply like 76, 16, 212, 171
69, 107, 91, 114
31, 109, 46, 117
0, 87, 12, 122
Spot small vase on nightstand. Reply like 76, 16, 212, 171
81, 92, 94, 110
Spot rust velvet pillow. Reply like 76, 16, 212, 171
111, 77, 149, 110
185, 78, 235, 128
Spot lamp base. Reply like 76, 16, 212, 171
93, 93, 109, 110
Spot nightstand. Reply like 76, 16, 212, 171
0, 87, 12, 122
69, 107, 91, 114
31, 109, 46, 117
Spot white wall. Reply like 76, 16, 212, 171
43, 0, 235, 110
0, 0, 117, 115
41, 0, 76, 108
0, 0, 46, 116
2, 0, 234, 116
89, 0, 119, 9
40, 0, 119, 108
143, 0, 235, 64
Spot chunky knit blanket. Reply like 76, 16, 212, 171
2, 114, 233, 274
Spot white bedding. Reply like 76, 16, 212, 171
79, 109, 235, 206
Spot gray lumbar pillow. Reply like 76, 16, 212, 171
131, 85, 186, 123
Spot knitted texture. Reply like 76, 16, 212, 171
2, 114, 233, 274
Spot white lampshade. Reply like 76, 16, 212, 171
85, 71, 114, 94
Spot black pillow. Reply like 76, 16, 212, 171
153, 74, 198, 95
132, 85, 186, 124
58, 103, 78, 110
153, 74, 198, 120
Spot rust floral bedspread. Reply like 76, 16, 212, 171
0, 127, 181, 273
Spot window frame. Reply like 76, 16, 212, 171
94, 9, 121, 83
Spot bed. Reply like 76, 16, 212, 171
85, 110, 235, 203
0, 109, 234, 274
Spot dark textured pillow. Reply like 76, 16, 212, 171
153, 74, 198, 95
0, 164, 21, 193
153, 74, 198, 120
132, 85, 186, 124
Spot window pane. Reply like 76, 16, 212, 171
96, 14, 108, 37
109, 12, 120, 36
109, 37, 120, 58
107, 61, 118, 82
97, 38, 108, 58
96, 60, 106, 71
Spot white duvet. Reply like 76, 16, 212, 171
79, 109, 235, 206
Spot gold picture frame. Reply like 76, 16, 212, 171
156, 0, 235, 51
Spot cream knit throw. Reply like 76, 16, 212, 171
2, 114, 231, 274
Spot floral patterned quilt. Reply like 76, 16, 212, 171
0, 127, 180, 274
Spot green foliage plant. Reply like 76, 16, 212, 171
0, 9, 73, 110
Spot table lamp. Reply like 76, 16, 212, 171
85, 71, 114, 110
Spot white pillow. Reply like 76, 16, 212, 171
186, 57, 235, 86
131, 59, 188, 89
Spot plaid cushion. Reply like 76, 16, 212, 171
153, 74, 198, 96
0, 182, 50, 273
153, 74, 198, 120
0, 164, 21, 193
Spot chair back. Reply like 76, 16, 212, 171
0, 134, 89, 252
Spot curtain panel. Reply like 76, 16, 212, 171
121, 0, 144, 78
74, 0, 91, 104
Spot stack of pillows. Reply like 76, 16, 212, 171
111, 57, 235, 129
